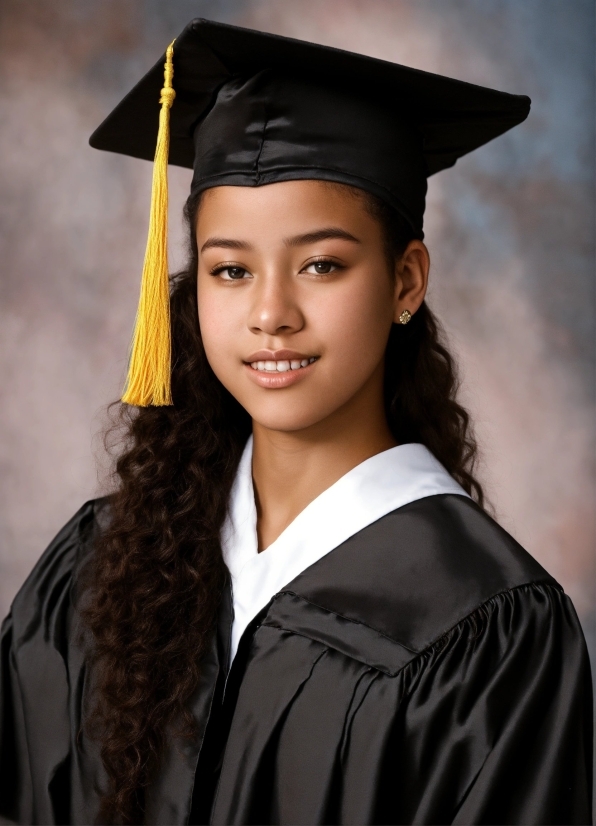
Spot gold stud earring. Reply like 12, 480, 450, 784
398, 309, 412, 325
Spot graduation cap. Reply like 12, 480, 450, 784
90, 19, 530, 407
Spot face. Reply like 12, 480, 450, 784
196, 180, 427, 434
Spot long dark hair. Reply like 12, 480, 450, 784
82, 184, 483, 824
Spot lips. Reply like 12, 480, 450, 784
244, 349, 318, 373
245, 349, 315, 362
243, 349, 319, 388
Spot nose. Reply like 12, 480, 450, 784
248, 275, 305, 337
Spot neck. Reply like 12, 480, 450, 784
251, 368, 396, 551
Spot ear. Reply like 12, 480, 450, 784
392, 240, 430, 323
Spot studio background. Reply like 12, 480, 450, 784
0, 0, 594, 693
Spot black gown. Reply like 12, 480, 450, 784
0, 495, 592, 825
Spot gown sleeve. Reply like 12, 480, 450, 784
0, 500, 99, 825
370, 582, 593, 825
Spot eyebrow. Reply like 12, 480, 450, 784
284, 227, 361, 246
200, 237, 253, 253
200, 227, 361, 254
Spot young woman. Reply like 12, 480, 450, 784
0, 19, 592, 826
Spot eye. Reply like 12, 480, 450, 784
212, 265, 250, 280
303, 259, 341, 275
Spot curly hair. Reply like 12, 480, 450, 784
81, 184, 484, 824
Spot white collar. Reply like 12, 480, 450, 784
221, 436, 469, 666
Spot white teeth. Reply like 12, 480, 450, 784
249, 357, 317, 372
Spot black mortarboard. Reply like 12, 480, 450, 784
89, 19, 530, 406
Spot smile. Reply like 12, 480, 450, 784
249, 358, 317, 373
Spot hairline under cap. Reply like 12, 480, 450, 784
189, 167, 425, 238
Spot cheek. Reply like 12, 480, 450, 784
314, 273, 394, 372
197, 281, 242, 379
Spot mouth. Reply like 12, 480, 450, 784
243, 351, 319, 389
247, 357, 317, 373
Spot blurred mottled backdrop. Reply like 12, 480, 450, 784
0, 0, 594, 664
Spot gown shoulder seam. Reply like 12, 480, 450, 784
276, 578, 562, 668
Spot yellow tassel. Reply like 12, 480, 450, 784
122, 41, 176, 406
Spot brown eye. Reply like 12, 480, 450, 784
304, 260, 340, 275
314, 261, 332, 273
214, 266, 249, 280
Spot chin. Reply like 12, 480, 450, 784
244, 399, 339, 433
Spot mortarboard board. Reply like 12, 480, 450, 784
89, 19, 530, 407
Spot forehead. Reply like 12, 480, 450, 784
195, 182, 385, 251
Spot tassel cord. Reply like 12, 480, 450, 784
122, 41, 176, 406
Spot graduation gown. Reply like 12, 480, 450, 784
0, 494, 592, 825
